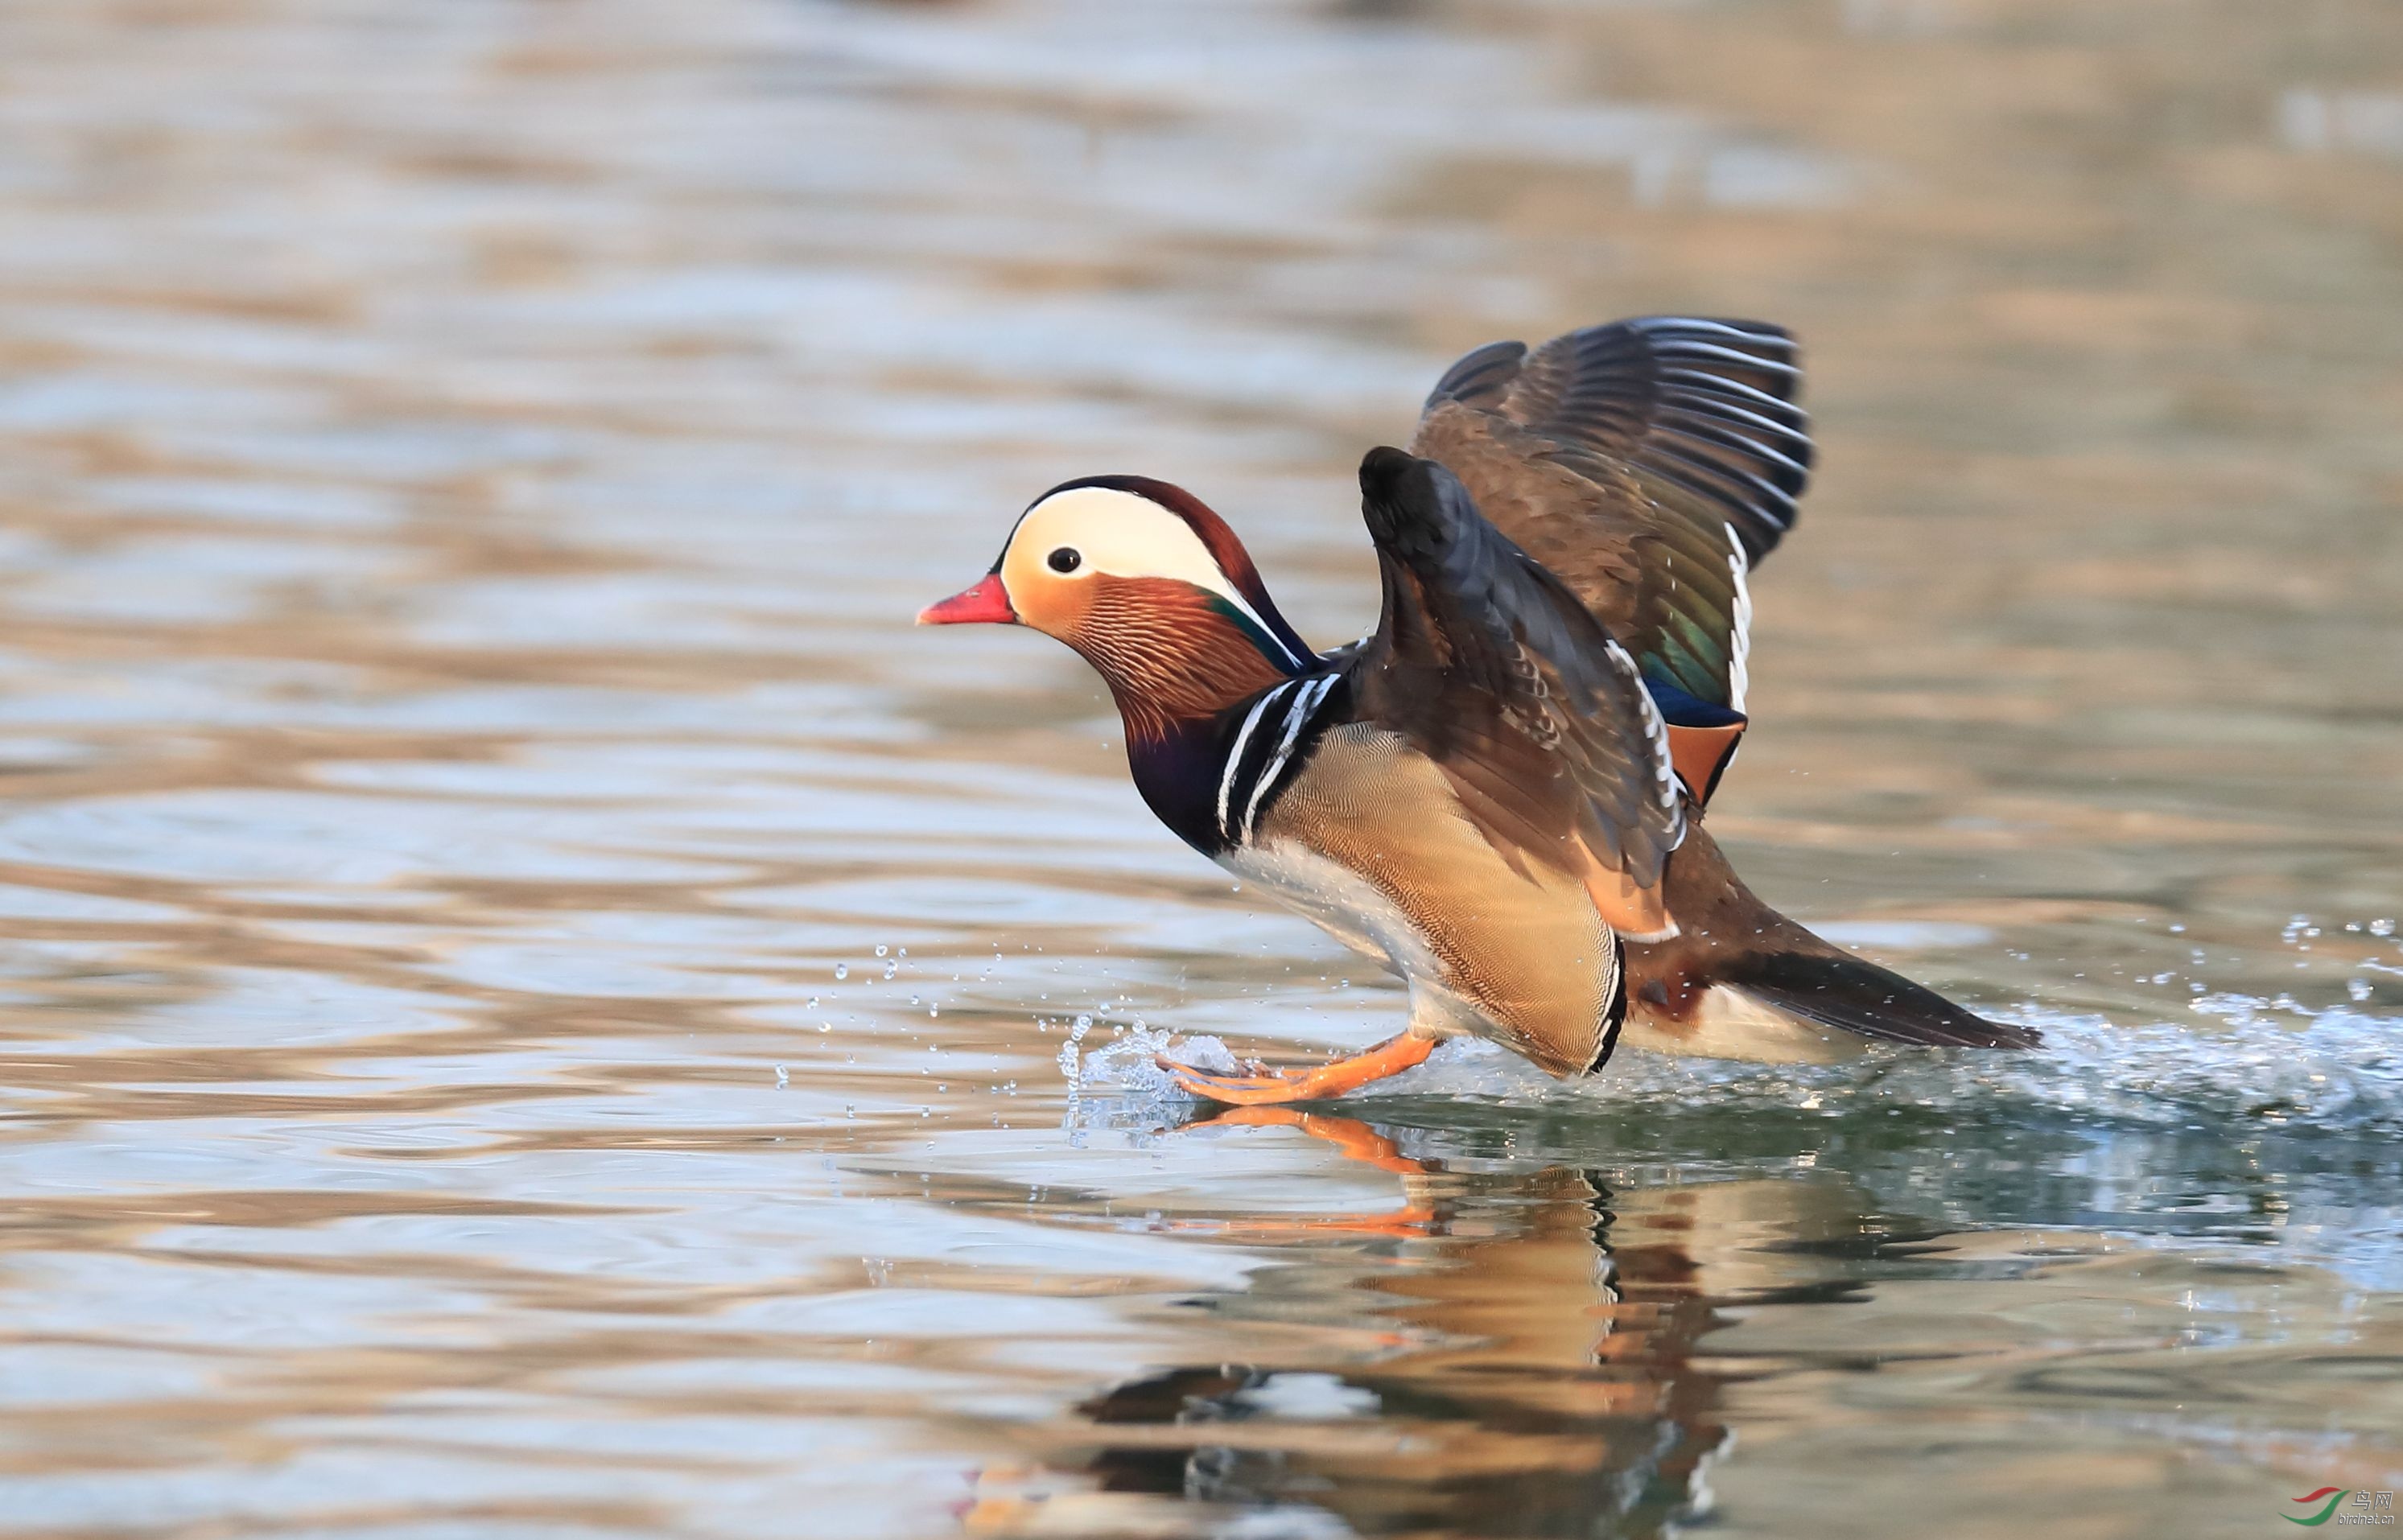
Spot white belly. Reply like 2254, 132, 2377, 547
1217, 838, 1424, 980
1215, 839, 1492, 1041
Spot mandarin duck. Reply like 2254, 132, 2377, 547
923, 316, 2037, 1105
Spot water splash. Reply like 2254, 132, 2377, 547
1075, 1020, 1239, 1097
1061, 998, 2403, 1283
1395, 1004, 2403, 1140
1067, 1001, 2400, 1132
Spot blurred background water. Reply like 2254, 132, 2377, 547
0, 1, 2397, 1536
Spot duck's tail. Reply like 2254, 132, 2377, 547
1714, 946, 2039, 1048
1639, 826, 2040, 1052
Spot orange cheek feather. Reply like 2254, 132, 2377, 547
1025, 575, 1294, 739
1004, 570, 1088, 640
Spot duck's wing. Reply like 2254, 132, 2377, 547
1344, 447, 1685, 939
1409, 316, 1812, 802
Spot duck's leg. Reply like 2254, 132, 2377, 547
1156, 1030, 1436, 1106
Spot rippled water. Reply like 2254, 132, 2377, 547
0, 1, 2398, 1536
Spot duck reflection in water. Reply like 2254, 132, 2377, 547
970, 1106, 1884, 1539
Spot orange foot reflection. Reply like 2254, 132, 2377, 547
1169, 1105, 1447, 1240
1156, 1030, 1434, 1105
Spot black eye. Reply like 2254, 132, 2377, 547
1047, 547, 1082, 574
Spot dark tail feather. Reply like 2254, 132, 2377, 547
1721, 949, 2040, 1049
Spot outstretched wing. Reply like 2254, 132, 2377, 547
1409, 316, 1812, 802
1346, 447, 1685, 939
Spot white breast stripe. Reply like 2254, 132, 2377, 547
1218, 681, 1292, 842
1239, 673, 1338, 841
1724, 521, 1752, 713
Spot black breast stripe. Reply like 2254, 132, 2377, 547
1240, 673, 1341, 840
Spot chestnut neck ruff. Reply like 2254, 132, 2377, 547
1071, 578, 1300, 743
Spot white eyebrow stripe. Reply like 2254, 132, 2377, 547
1239, 673, 1338, 841
1013, 485, 1313, 673
1218, 682, 1292, 842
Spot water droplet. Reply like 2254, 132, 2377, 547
835, 964, 849, 980
875, 944, 889, 957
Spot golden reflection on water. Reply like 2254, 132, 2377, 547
1009, 1114, 1742, 1538
0, 0, 2397, 1535
967, 1107, 2403, 1539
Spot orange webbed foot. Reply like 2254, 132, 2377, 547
1156, 1031, 1436, 1106
1154, 1059, 1317, 1106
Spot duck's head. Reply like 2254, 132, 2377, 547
920, 477, 1313, 738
